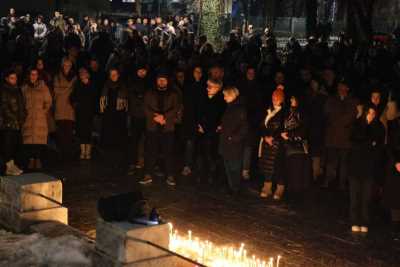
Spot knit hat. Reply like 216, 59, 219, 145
156, 69, 169, 79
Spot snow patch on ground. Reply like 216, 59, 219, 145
0, 230, 92, 266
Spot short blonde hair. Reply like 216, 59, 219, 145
223, 86, 240, 98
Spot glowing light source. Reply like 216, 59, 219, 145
168, 223, 281, 267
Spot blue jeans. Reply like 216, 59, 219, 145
223, 159, 242, 192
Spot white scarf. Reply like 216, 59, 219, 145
258, 106, 282, 157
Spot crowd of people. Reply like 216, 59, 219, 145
0, 8, 400, 235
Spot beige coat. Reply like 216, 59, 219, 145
53, 73, 76, 121
22, 81, 52, 144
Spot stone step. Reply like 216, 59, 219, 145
0, 173, 62, 212
95, 218, 172, 264
0, 205, 68, 232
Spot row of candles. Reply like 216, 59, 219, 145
168, 223, 282, 267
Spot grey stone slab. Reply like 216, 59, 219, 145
95, 218, 171, 264
0, 205, 68, 232
92, 249, 195, 267
0, 173, 62, 212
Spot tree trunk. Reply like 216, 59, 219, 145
135, 0, 142, 16
306, 0, 318, 37
343, 0, 376, 43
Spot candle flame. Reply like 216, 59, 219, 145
168, 224, 281, 267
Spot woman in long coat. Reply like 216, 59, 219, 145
348, 105, 385, 233
70, 68, 97, 160
100, 68, 128, 149
53, 58, 76, 161
281, 95, 310, 200
22, 68, 52, 170
258, 89, 285, 200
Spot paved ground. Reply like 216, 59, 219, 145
45, 154, 400, 267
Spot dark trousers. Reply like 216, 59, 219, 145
128, 117, 146, 166
223, 158, 242, 192
184, 138, 195, 168
325, 147, 349, 188
144, 131, 175, 177
56, 120, 74, 161
1, 129, 21, 162
25, 144, 44, 159
196, 135, 219, 177
349, 177, 373, 226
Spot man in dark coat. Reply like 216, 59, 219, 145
196, 79, 226, 183
219, 86, 248, 194
0, 69, 26, 176
323, 79, 358, 189
126, 64, 150, 174
141, 71, 180, 186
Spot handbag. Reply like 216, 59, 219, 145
284, 139, 309, 157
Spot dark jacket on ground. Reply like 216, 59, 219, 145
219, 99, 248, 160
383, 117, 400, 209
348, 117, 385, 179
197, 91, 226, 137
0, 83, 26, 130
144, 87, 179, 133
325, 95, 358, 149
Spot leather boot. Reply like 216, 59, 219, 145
28, 158, 35, 170
85, 144, 92, 160
273, 184, 285, 200
80, 144, 86, 160
35, 158, 42, 170
260, 182, 273, 198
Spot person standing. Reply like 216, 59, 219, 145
70, 68, 97, 160
196, 79, 226, 184
219, 86, 248, 195
323, 79, 358, 189
126, 64, 150, 174
181, 66, 204, 177
0, 69, 26, 175
281, 94, 310, 201
258, 89, 285, 200
22, 68, 52, 170
53, 58, 76, 162
383, 101, 400, 234
348, 105, 385, 233
100, 68, 128, 169
140, 71, 179, 186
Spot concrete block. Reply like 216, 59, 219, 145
0, 173, 62, 212
92, 249, 195, 267
96, 218, 172, 264
0, 205, 68, 232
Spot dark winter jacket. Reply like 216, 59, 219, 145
127, 77, 150, 118
70, 80, 97, 120
197, 91, 226, 137
282, 107, 308, 155
0, 83, 26, 130
305, 92, 327, 155
348, 117, 385, 179
325, 95, 358, 149
219, 99, 248, 160
182, 80, 205, 137
258, 106, 285, 178
384, 117, 400, 209
144, 87, 179, 133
